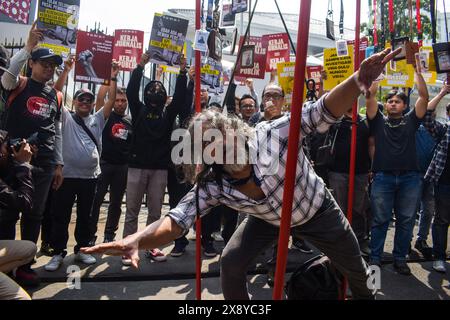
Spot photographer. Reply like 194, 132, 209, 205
0, 132, 37, 300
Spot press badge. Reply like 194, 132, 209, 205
336, 39, 348, 57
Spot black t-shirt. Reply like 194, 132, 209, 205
101, 111, 133, 165
330, 115, 371, 174
369, 110, 421, 172
439, 145, 450, 185
5, 78, 61, 167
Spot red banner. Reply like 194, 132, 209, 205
113, 29, 144, 71
235, 36, 266, 79
347, 37, 369, 64
262, 33, 290, 72
75, 31, 114, 85
0, 0, 31, 24
306, 65, 323, 91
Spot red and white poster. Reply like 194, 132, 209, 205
262, 33, 290, 72
0, 0, 31, 24
306, 65, 323, 91
113, 29, 144, 71
235, 36, 266, 79
75, 31, 114, 85
347, 37, 369, 65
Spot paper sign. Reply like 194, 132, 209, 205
262, 33, 290, 72
113, 29, 144, 71
235, 36, 266, 79
194, 30, 209, 52
323, 45, 354, 91
380, 59, 415, 88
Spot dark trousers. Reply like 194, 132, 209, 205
0, 165, 55, 243
40, 187, 54, 244
50, 178, 97, 255
208, 205, 239, 246
432, 183, 450, 260
90, 162, 128, 242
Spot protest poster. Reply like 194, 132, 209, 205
262, 33, 290, 72
347, 37, 368, 64
148, 13, 189, 67
235, 36, 266, 79
323, 45, 354, 91
200, 56, 224, 94
419, 47, 437, 85
231, 0, 247, 14
75, 31, 114, 85
306, 65, 323, 91
37, 0, 80, 57
221, 1, 235, 28
277, 62, 295, 107
112, 29, 144, 72
379, 59, 415, 88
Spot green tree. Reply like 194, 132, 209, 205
362, 0, 433, 46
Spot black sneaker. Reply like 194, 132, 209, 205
170, 243, 187, 257
40, 242, 54, 257
393, 261, 411, 275
14, 265, 40, 287
414, 239, 433, 259
203, 243, 218, 258
292, 239, 313, 254
359, 241, 371, 257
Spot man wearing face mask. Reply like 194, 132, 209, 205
121, 52, 188, 265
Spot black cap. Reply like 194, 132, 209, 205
31, 48, 63, 65
74, 88, 95, 100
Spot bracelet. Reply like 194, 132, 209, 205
110, 77, 118, 82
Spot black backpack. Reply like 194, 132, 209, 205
285, 254, 341, 300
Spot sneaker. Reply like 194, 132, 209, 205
170, 243, 187, 257
414, 239, 433, 259
359, 241, 371, 257
40, 242, 54, 257
292, 238, 313, 254
14, 266, 41, 287
212, 231, 224, 242
145, 249, 167, 262
121, 256, 132, 266
203, 243, 218, 258
45, 254, 64, 272
74, 252, 96, 265
393, 260, 411, 275
266, 268, 275, 287
369, 259, 382, 268
432, 260, 446, 273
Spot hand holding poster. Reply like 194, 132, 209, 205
113, 29, 144, 71
148, 13, 189, 67
37, 0, 80, 57
262, 33, 290, 72
235, 36, 266, 79
75, 31, 114, 85
323, 45, 354, 91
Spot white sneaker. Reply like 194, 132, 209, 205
212, 231, 224, 242
122, 256, 132, 266
45, 254, 64, 272
74, 252, 96, 265
433, 260, 446, 273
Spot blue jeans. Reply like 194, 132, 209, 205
432, 184, 450, 260
417, 179, 435, 242
370, 172, 422, 263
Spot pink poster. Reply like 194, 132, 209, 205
235, 36, 266, 79
113, 29, 144, 71
262, 33, 290, 72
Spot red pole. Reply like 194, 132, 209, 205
416, 0, 422, 47
195, 0, 202, 301
272, 0, 312, 300
343, 0, 361, 300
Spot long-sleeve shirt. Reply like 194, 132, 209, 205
168, 95, 340, 232
0, 163, 34, 213
423, 110, 450, 184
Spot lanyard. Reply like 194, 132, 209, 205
431, 0, 437, 44
339, 0, 344, 37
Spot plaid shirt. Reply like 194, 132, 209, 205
168, 95, 340, 232
423, 110, 450, 184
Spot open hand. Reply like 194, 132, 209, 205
25, 21, 44, 52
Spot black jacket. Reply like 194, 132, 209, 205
0, 163, 34, 213
127, 66, 188, 170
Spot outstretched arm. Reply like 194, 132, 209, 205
428, 82, 450, 111
101, 60, 119, 120
365, 81, 380, 120
53, 55, 74, 92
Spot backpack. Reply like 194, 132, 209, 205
285, 254, 341, 300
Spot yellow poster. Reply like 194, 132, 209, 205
323, 45, 354, 91
277, 62, 295, 107
419, 46, 437, 85
380, 59, 415, 88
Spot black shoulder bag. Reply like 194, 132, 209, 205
71, 113, 99, 152
314, 124, 340, 168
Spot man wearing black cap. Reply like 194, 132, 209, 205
0, 23, 64, 286
44, 62, 119, 272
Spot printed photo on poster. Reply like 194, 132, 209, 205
231, 0, 248, 14
221, 1, 236, 28
113, 29, 144, 71
433, 42, 450, 73
241, 45, 255, 68
148, 13, 189, 67
200, 55, 224, 94
37, 0, 80, 57
75, 31, 114, 85
392, 37, 409, 61
235, 35, 266, 79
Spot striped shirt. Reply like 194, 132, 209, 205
168, 95, 340, 232
423, 110, 450, 184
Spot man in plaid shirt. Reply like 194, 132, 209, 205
83, 48, 401, 300
423, 83, 450, 273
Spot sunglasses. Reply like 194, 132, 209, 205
38, 60, 58, 69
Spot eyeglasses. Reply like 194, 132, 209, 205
77, 97, 93, 105
38, 60, 58, 69
263, 93, 283, 101
241, 104, 256, 109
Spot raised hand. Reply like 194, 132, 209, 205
25, 21, 44, 52
63, 55, 75, 72
139, 52, 150, 68
111, 59, 120, 78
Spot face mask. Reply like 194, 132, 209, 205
145, 91, 166, 107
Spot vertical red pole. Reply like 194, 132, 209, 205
416, 0, 422, 47
343, 0, 361, 300
195, 0, 202, 301
388, 0, 394, 33
272, 0, 312, 300
373, 0, 378, 47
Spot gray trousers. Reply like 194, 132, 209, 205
123, 168, 168, 238
220, 190, 373, 300
328, 171, 370, 242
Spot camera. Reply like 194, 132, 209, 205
8, 132, 39, 152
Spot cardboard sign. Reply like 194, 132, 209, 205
262, 33, 290, 72
112, 29, 144, 71
235, 36, 266, 79
37, 0, 80, 57
323, 45, 354, 91
148, 13, 189, 67
379, 59, 415, 88
75, 31, 114, 85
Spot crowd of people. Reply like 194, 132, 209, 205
0, 23, 448, 301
